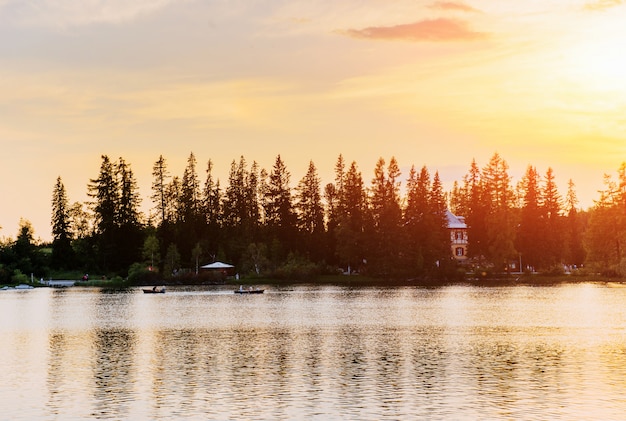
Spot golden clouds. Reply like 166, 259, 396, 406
341, 18, 488, 42
584, 0, 624, 11
428, 2, 481, 13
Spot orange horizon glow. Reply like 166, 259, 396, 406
1, 1, 625, 241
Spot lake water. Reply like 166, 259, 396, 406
2, 283, 626, 420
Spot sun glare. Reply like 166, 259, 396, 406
560, 22, 626, 93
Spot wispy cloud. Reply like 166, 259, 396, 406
428, 1, 481, 13
584, 0, 624, 11
0, 0, 177, 28
341, 18, 488, 42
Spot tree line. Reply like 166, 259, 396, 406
2, 151, 626, 284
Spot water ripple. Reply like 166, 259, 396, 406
2, 284, 626, 419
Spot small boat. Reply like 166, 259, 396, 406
235, 286, 264, 294
143, 286, 166, 294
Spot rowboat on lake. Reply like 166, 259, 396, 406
143, 286, 166, 294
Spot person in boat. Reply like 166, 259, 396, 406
153, 286, 157, 291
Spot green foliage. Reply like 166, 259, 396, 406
127, 262, 161, 285
0, 264, 10, 284
2, 151, 604, 283
239, 242, 270, 276
163, 243, 181, 278
80, 275, 129, 288
142, 234, 160, 268
11, 269, 28, 284
539, 265, 566, 277
87, 155, 144, 273
272, 253, 321, 280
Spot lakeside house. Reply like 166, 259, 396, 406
447, 210, 468, 262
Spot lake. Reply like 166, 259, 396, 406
2, 283, 626, 420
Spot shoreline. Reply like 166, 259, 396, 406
4, 274, 623, 290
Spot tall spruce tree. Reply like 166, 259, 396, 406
179, 152, 203, 263
336, 161, 366, 274
516, 165, 543, 271
542, 167, 562, 268
430, 171, 451, 268
51, 176, 74, 269
264, 155, 296, 261
202, 159, 222, 259
482, 153, 517, 271
563, 179, 586, 267
404, 165, 432, 274
88, 155, 119, 270
463, 159, 488, 263
117, 157, 142, 228
116, 157, 143, 269
295, 160, 325, 261
323, 155, 347, 266
203, 159, 221, 228
245, 161, 262, 237
367, 157, 403, 277
223, 158, 243, 229
89, 155, 118, 236
151, 155, 170, 226
222, 156, 260, 263
585, 164, 626, 272
180, 152, 201, 223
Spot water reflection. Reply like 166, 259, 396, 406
91, 328, 137, 418
2, 284, 626, 419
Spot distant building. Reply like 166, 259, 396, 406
447, 210, 468, 261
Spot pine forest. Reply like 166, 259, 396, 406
2, 151, 626, 285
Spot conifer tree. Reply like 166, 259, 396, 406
88, 155, 118, 236
165, 176, 182, 223
462, 159, 488, 262
482, 153, 516, 271
202, 159, 222, 258
336, 161, 366, 274
180, 152, 201, 223
151, 155, 170, 226
516, 165, 543, 271
263, 155, 296, 261
448, 180, 466, 216
51, 176, 74, 269
563, 179, 585, 267
323, 155, 347, 266
223, 158, 244, 229
117, 157, 142, 228
430, 171, 451, 267
203, 159, 221, 226
542, 167, 562, 268
585, 164, 626, 272
246, 161, 261, 234
404, 165, 432, 274
116, 157, 143, 269
12, 219, 43, 276
295, 160, 326, 260
367, 157, 403, 276
88, 155, 119, 270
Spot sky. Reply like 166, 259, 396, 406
1, 0, 626, 242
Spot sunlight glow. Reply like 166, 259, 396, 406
562, 37, 626, 93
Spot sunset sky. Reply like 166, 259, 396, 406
1, 0, 626, 241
